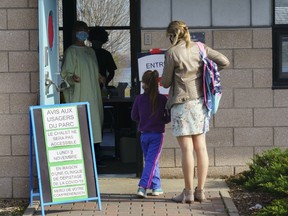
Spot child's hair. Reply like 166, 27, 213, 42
142, 70, 159, 116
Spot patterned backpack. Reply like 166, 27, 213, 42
196, 42, 222, 118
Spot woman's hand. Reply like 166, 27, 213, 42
72, 74, 81, 83
99, 75, 106, 85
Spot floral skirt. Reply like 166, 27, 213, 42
171, 97, 209, 136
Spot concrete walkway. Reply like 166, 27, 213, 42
23, 177, 239, 216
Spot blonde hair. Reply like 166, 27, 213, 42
166, 20, 191, 48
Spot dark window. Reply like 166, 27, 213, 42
273, 0, 288, 88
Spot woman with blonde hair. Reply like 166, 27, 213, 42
161, 20, 230, 203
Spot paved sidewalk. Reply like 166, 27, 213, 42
23, 178, 239, 216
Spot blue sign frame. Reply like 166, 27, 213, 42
29, 102, 102, 216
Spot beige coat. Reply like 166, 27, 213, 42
161, 40, 230, 109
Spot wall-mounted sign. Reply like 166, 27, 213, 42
190, 32, 205, 43
137, 49, 169, 95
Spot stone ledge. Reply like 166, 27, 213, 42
220, 189, 240, 216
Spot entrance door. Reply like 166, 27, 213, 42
61, 0, 142, 177
38, 0, 60, 105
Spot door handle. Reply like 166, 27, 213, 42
45, 72, 52, 95
59, 79, 70, 91
45, 72, 70, 94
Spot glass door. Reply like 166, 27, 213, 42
77, 0, 131, 87
61, 0, 142, 176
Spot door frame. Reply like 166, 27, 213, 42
38, 0, 60, 105
61, 0, 142, 177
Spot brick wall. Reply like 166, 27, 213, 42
141, 28, 288, 178
0, 0, 38, 198
0, 0, 286, 199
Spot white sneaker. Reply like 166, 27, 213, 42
152, 188, 164, 196
137, 187, 147, 198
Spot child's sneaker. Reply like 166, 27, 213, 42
152, 188, 164, 196
137, 187, 147, 198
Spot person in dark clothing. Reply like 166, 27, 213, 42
131, 70, 171, 198
89, 26, 117, 87
89, 27, 118, 168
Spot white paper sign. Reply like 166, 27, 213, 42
138, 52, 169, 95
46, 129, 81, 147
48, 147, 83, 163
50, 164, 85, 187
52, 185, 87, 199
42, 106, 79, 130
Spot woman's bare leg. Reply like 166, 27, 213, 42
177, 135, 194, 190
192, 133, 208, 190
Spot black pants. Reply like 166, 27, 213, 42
94, 143, 101, 161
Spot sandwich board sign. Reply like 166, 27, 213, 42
29, 102, 101, 216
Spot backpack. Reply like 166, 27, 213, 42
196, 42, 222, 117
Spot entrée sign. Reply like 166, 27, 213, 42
42, 106, 88, 202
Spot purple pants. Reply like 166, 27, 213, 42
138, 132, 164, 189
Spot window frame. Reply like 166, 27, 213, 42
273, 29, 288, 88
61, 0, 142, 177
61, 0, 141, 91
272, 0, 288, 89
